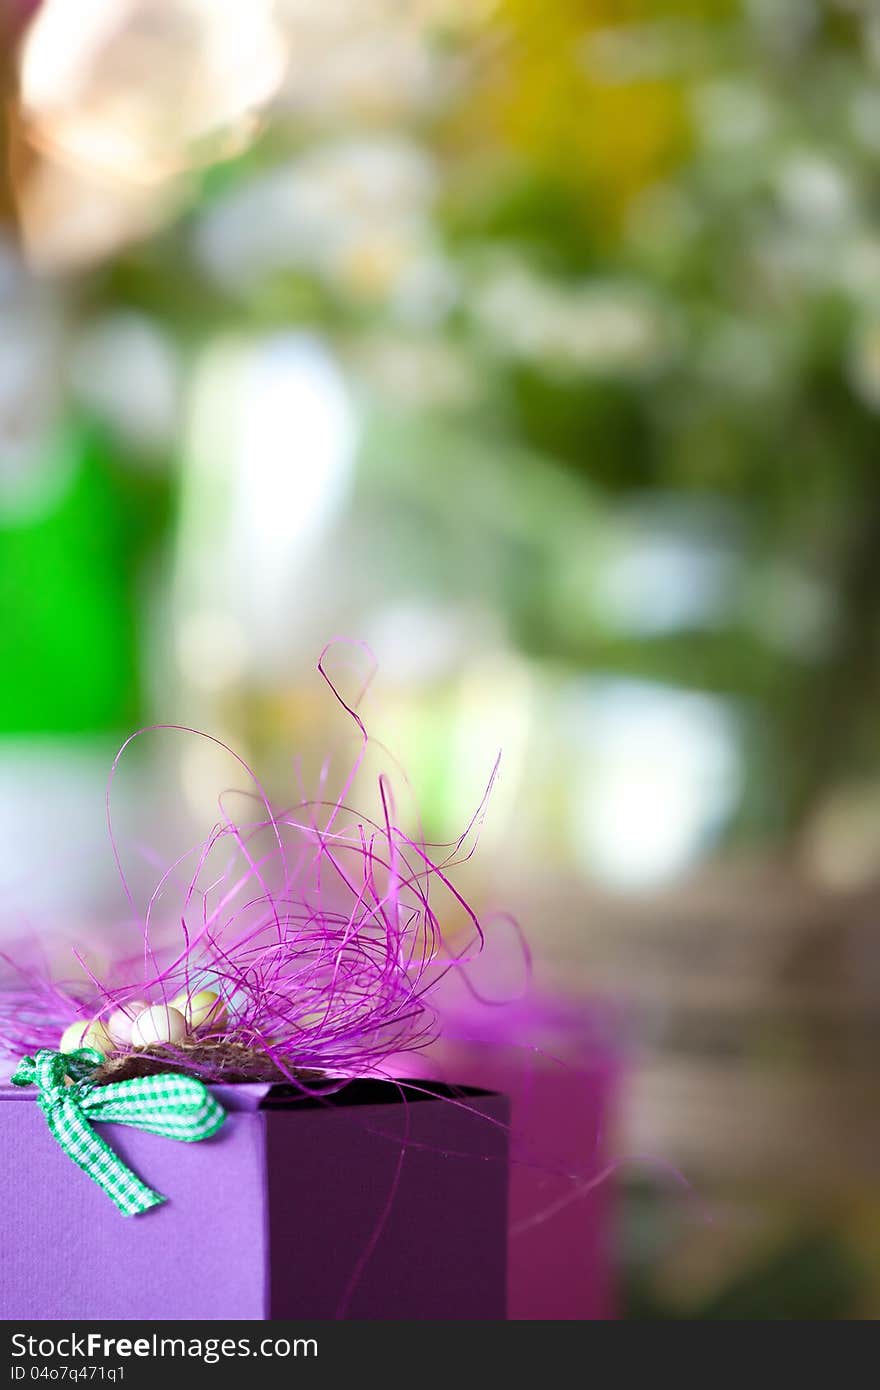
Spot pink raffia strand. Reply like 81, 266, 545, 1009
0, 642, 514, 1085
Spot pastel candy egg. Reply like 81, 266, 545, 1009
59, 1019, 113, 1055
107, 1001, 149, 1045
130, 1004, 187, 1047
171, 989, 227, 1032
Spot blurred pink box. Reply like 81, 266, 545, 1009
395, 993, 619, 1321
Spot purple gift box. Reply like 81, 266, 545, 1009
0, 1079, 509, 1321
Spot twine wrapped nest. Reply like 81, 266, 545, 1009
94, 1041, 323, 1085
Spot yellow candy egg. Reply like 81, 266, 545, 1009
130, 1004, 187, 1047
59, 1019, 113, 1055
107, 1001, 149, 1045
171, 989, 227, 1032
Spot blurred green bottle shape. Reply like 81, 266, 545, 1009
0, 416, 167, 735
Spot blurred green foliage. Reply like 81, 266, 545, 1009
63, 0, 878, 835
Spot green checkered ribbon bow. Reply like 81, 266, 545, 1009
11, 1047, 225, 1216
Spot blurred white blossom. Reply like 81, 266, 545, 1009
593, 519, 740, 637
692, 79, 775, 151
565, 678, 741, 889
68, 313, 181, 458
775, 153, 853, 232
194, 137, 442, 306
352, 333, 476, 408
473, 265, 675, 377
275, 0, 461, 121
17, 0, 285, 269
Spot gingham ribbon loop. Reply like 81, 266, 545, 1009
11, 1047, 225, 1217
12, 1045, 101, 1097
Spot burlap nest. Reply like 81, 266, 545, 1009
94, 1041, 322, 1085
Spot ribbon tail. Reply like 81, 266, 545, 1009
84, 1077, 226, 1142
46, 1099, 166, 1217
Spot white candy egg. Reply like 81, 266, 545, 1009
171, 988, 227, 1032
59, 1019, 113, 1055
107, 1001, 149, 1045
130, 1004, 187, 1047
